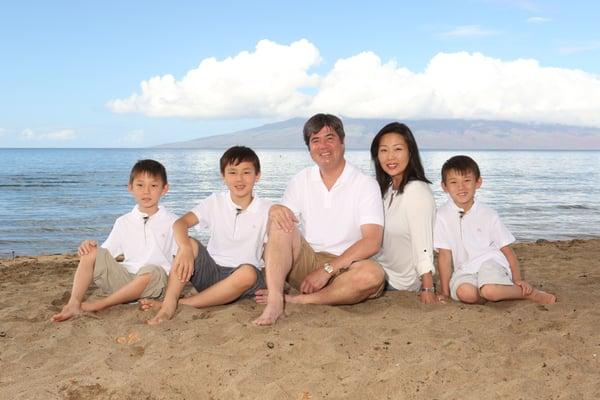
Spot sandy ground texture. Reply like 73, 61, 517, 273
1, 239, 599, 400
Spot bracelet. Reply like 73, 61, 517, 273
420, 286, 435, 293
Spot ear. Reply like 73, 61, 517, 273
476, 177, 483, 189
255, 172, 261, 182
127, 183, 133, 193
161, 183, 169, 195
441, 181, 448, 193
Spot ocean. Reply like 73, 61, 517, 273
1, 148, 599, 256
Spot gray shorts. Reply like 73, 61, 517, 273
450, 259, 513, 301
93, 247, 167, 299
189, 239, 266, 299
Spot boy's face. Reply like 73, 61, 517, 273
222, 161, 260, 201
442, 169, 482, 211
128, 173, 169, 214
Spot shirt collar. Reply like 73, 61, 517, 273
309, 162, 354, 188
447, 196, 478, 217
132, 205, 163, 221
225, 190, 259, 214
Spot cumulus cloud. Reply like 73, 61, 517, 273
20, 128, 76, 141
118, 129, 144, 144
108, 39, 321, 118
108, 39, 600, 128
438, 25, 499, 38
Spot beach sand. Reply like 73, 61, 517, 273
1, 239, 599, 400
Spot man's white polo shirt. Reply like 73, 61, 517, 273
191, 191, 271, 269
101, 205, 178, 274
434, 199, 515, 275
283, 162, 383, 256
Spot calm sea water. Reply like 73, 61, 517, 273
1, 148, 599, 256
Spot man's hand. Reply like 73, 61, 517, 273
515, 280, 533, 296
300, 268, 332, 294
78, 240, 97, 256
173, 246, 195, 283
269, 205, 298, 233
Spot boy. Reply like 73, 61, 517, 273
142, 146, 271, 325
51, 159, 178, 322
434, 155, 555, 305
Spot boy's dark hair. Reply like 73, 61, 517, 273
129, 159, 168, 184
370, 122, 431, 196
441, 155, 481, 183
220, 146, 261, 174
303, 113, 345, 147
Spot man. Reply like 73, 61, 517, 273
253, 113, 385, 325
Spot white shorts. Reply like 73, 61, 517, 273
450, 260, 513, 301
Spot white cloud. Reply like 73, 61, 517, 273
20, 128, 76, 141
108, 39, 600, 128
438, 25, 498, 38
108, 38, 321, 119
558, 41, 600, 54
527, 16, 550, 24
119, 129, 144, 144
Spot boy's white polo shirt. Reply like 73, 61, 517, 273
191, 191, 271, 269
101, 205, 178, 274
283, 163, 383, 256
434, 199, 515, 275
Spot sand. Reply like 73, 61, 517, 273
1, 239, 599, 400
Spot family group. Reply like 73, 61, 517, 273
51, 113, 556, 326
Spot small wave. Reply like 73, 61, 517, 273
556, 204, 594, 210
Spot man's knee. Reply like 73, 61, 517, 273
351, 261, 385, 290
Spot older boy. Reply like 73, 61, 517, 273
51, 159, 178, 322
434, 155, 555, 305
142, 146, 271, 325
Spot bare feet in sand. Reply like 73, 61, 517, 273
139, 298, 162, 311
51, 302, 83, 322
253, 290, 285, 326
146, 301, 177, 325
527, 289, 557, 304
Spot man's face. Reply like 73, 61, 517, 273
308, 126, 345, 171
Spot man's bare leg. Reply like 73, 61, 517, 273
252, 225, 301, 326
285, 259, 384, 305
51, 248, 97, 322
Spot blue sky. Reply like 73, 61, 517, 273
1, 0, 599, 147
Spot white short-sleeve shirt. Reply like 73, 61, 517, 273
190, 191, 271, 269
434, 199, 515, 275
282, 163, 384, 256
376, 181, 436, 291
101, 205, 178, 274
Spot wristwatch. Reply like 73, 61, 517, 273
323, 262, 334, 274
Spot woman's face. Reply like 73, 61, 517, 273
377, 133, 410, 186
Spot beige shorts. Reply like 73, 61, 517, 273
287, 238, 385, 298
93, 248, 168, 299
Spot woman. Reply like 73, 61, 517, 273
370, 122, 437, 304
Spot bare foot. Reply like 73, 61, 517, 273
50, 302, 82, 322
527, 289, 556, 304
146, 302, 177, 325
253, 300, 284, 326
139, 298, 162, 311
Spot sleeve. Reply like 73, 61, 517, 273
101, 218, 123, 257
490, 212, 515, 248
357, 177, 384, 227
433, 208, 451, 251
404, 183, 435, 276
281, 174, 303, 217
190, 195, 213, 230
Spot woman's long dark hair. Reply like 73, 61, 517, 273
370, 122, 431, 196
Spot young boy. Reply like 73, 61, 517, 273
142, 146, 271, 325
434, 155, 555, 305
51, 159, 178, 322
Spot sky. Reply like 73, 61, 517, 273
1, 0, 600, 148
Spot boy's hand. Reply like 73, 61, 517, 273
78, 240, 97, 256
436, 293, 450, 304
515, 280, 533, 296
173, 247, 195, 283
269, 205, 298, 233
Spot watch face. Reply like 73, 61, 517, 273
324, 263, 333, 274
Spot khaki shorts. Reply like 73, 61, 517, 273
93, 248, 168, 299
450, 259, 513, 301
287, 238, 385, 298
